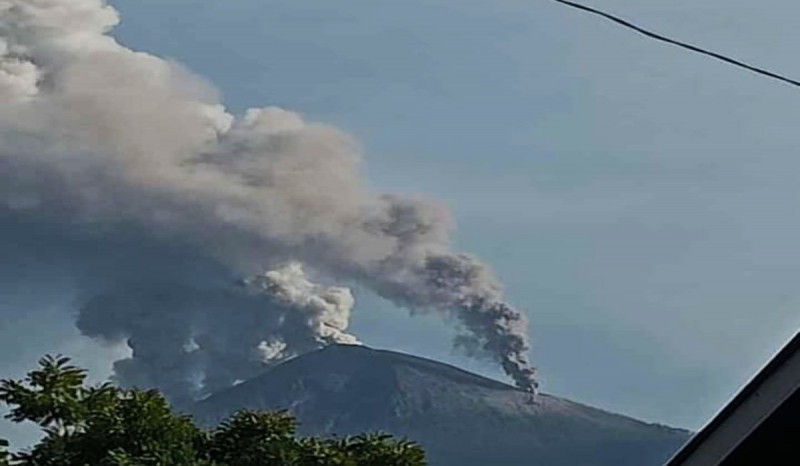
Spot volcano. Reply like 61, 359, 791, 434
192, 345, 689, 466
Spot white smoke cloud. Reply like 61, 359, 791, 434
0, 0, 538, 400
242, 262, 360, 347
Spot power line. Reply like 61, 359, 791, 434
550, 0, 800, 89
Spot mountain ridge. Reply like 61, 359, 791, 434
193, 344, 690, 466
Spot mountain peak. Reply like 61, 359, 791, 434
193, 345, 689, 466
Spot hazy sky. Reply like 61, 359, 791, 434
2, 0, 799, 444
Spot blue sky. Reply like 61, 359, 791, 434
2, 0, 799, 444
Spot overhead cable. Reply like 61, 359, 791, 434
551, 0, 800, 89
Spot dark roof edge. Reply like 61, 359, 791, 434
665, 331, 800, 465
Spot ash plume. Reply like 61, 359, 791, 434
0, 0, 538, 399
77, 263, 358, 405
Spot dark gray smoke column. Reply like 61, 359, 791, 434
368, 252, 538, 393
0, 0, 538, 400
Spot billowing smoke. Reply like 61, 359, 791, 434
0, 0, 538, 400
77, 263, 359, 405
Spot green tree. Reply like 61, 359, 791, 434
331, 434, 426, 466
205, 412, 425, 466
1, 438, 10, 466
0, 356, 426, 466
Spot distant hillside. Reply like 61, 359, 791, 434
193, 345, 690, 466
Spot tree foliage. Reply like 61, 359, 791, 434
1, 438, 10, 466
0, 356, 426, 466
